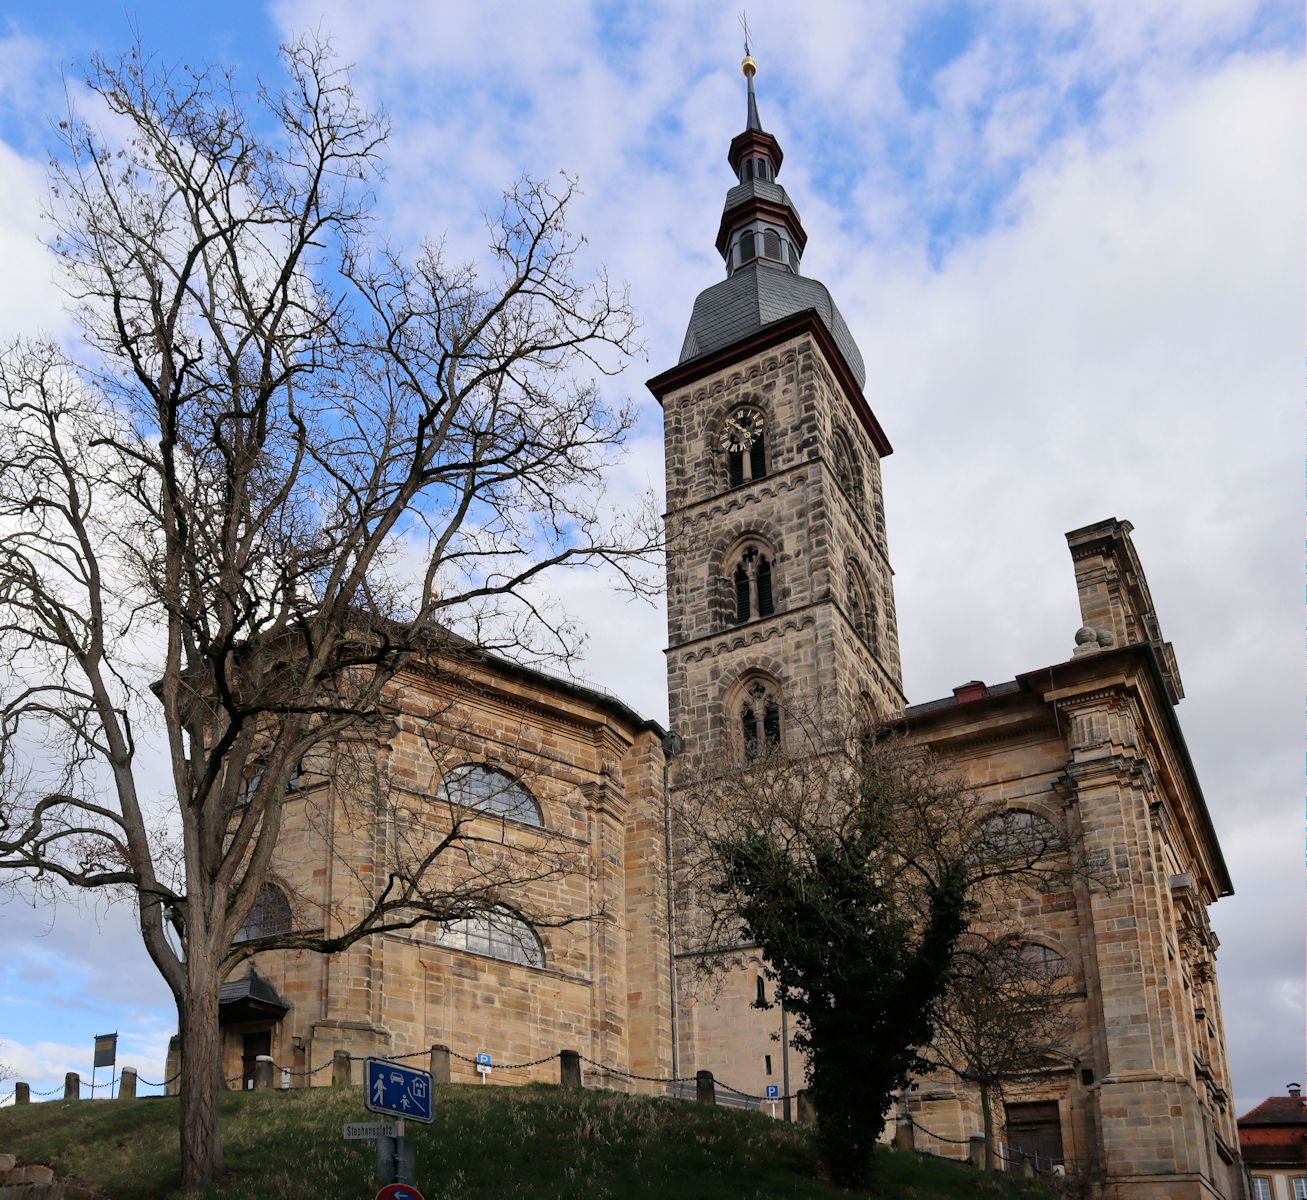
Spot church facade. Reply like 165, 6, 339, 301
207, 54, 1242, 1199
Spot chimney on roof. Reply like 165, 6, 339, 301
1289, 1083, 1302, 1100
953, 681, 987, 703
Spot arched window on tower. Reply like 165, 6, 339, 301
847, 561, 879, 655
726, 545, 777, 626
763, 229, 781, 260
831, 427, 862, 510
738, 230, 757, 266
739, 678, 782, 760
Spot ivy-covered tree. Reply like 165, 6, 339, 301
682, 724, 1085, 1190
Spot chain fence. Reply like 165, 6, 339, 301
907, 1114, 975, 1146
6, 1039, 803, 1113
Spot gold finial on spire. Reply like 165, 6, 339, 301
740, 11, 757, 77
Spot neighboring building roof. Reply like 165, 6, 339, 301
679, 262, 867, 389
1240, 1092, 1307, 1126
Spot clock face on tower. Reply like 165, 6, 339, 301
718, 408, 762, 454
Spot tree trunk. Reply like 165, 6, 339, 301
980, 1080, 997, 1172
178, 951, 225, 1192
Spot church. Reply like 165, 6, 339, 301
199, 51, 1242, 1199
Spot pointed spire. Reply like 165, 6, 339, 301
743, 48, 761, 132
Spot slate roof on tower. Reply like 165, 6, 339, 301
677, 49, 866, 390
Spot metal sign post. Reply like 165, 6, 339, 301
92, 1033, 117, 1101
359, 1058, 433, 1196
475, 1052, 492, 1083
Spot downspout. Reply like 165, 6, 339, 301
662, 731, 684, 1083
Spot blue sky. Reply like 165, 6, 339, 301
0, 0, 1301, 1115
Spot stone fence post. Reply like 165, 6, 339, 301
332, 1050, 351, 1088
428, 1044, 451, 1086
559, 1050, 582, 1089
695, 1070, 715, 1105
254, 1055, 275, 1091
64, 1072, 79, 1101
119, 1068, 137, 1100
968, 1134, 987, 1169
14, 1082, 29, 1105
796, 1089, 816, 1126
893, 1114, 914, 1152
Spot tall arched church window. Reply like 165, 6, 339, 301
740, 679, 781, 759
234, 882, 293, 943
432, 908, 544, 968
718, 407, 767, 489
438, 764, 542, 827
763, 229, 781, 259
727, 545, 777, 625
739, 230, 756, 265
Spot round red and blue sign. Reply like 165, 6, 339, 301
375, 1186, 425, 1200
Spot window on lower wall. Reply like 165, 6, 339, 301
234, 883, 293, 943
1292, 1177, 1305, 1200
1250, 1179, 1271, 1200
431, 908, 544, 968
438, 764, 542, 826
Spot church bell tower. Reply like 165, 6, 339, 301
649, 50, 905, 783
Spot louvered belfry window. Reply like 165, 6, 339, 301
734, 562, 751, 624
756, 557, 774, 617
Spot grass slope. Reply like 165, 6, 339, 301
0, 1083, 1055, 1199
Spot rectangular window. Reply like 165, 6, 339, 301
764, 1055, 772, 1076
1250, 1178, 1271, 1200
1292, 1177, 1306, 1200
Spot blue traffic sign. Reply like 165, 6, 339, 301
474, 1052, 491, 1068
364, 1058, 434, 1124
765, 1084, 779, 1100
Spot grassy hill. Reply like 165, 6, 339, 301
0, 1082, 1056, 1199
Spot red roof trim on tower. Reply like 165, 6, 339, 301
728, 129, 783, 174
646, 308, 893, 458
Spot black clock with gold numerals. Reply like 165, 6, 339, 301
718, 408, 762, 453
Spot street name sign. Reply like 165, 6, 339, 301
363, 1058, 434, 1124
343, 1121, 397, 1140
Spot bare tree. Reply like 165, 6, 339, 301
0, 38, 654, 1191
924, 929, 1079, 1171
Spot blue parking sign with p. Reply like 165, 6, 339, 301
364, 1058, 434, 1123
765, 1084, 779, 1100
